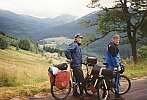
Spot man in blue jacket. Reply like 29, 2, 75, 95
105, 34, 124, 99
64, 34, 85, 98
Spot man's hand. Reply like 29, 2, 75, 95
120, 64, 125, 74
114, 64, 125, 74
114, 65, 122, 71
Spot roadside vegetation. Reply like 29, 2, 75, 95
124, 45, 147, 78
0, 46, 66, 99
124, 59, 147, 78
0, 46, 51, 99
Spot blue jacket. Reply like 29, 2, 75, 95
64, 42, 82, 69
105, 42, 121, 70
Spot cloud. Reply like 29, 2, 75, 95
0, 0, 96, 18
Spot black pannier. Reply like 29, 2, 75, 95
91, 65, 113, 79
55, 63, 68, 70
91, 65, 114, 89
86, 57, 97, 66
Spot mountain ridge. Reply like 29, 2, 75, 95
0, 9, 85, 40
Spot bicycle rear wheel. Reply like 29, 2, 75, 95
112, 75, 131, 95
85, 75, 97, 96
51, 81, 71, 100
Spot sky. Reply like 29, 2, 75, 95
0, 0, 114, 18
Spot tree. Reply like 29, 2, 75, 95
43, 46, 63, 56
0, 37, 9, 49
88, 0, 147, 64
81, 33, 97, 47
18, 39, 31, 51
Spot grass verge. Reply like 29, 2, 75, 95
124, 59, 147, 78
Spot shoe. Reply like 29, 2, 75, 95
73, 85, 79, 97
73, 92, 80, 97
115, 94, 124, 100
79, 94, 85, 100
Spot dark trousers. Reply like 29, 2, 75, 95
72, 67, 85, 95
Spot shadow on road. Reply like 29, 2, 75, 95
28, 94, 127, 100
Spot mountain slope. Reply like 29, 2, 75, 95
0, 9, 51, 39
43, 11, 98, 38
0, 9, 78, 40
43, 14, 76, 26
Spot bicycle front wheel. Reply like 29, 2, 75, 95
51, 81, 71, 100
97, 79, 109, 100
112, 75, 131, 95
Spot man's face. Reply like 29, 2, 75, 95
75, 37, 82, 44
113, 37, 120, 45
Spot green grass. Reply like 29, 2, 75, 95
0, 46, 66, 99
124, 59, 147, 78
0, 82, 50, 100
0, 46, 52, 86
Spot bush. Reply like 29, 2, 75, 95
18, 39, 31, 51
18, 39, 39, 53
0, 37, 9, 49
138, 45, 147, 59
29, 41, 39, 53
43, 46, 63, 56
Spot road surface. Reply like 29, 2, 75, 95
13, 77, 147, 100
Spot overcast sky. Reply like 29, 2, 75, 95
0, 0, 114, 18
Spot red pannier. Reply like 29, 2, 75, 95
55, 71, 70, 90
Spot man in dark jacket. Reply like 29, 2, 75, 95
64, 34, 85, 98
105, 34, 124, 99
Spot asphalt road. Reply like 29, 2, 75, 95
27, 77, 147, 100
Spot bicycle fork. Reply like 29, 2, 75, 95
102, 79, 109, 100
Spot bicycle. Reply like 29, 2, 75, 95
49, 57, 98, 100
49, 63, 71, 100
96, 64, 131, 100
49, 57, 131, 100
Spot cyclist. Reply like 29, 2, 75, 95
104, 33, 124, 99
64, 34, 85, 99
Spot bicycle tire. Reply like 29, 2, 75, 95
97, 79, 109, 100
111, 75, 131, 95
51, 81, 71, 100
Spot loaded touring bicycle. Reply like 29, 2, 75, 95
48, 57, 131, 100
